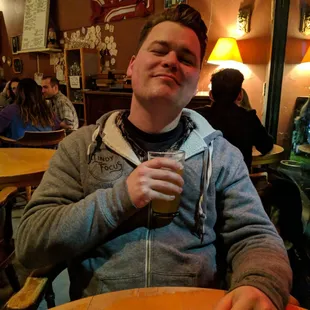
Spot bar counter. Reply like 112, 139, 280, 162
84, 91, 211, 125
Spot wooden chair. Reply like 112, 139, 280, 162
0, 129, 66, 148
0, 130, 66, 201
0, 187, 20, 293
5, 262, 67, 310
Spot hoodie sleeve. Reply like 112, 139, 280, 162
216, 147, 292, 310
16, 136, 138, 269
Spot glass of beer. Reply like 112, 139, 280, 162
147, 150, 185, 217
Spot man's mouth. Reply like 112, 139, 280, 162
154, 74, 180, 85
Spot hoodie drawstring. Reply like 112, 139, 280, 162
194, 141, 213, 243
87, 125, 104, 164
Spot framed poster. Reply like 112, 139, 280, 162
164, 0, 187, 9
13, 58, 23, 74
11, 36, 21, 54
21, 0, 50, 51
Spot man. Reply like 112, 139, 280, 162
0, 78, 20, 108
206, 69, 274, 171
16, 5, 291, 310
41, 76, 79, 130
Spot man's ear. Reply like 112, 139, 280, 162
209, 90, 214, 101
126, 55, 136, 78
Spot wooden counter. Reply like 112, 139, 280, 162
84, 91, 211, 125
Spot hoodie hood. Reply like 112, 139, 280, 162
88, 108, 220, 163
87, 108, 222, 242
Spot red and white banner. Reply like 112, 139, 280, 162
91, 0, 154, 23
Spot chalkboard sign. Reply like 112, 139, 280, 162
21, 0, 50, 51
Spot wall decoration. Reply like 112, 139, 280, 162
237, 6, 252, 35
164, 0, 186, 9
64, 24, 118, 71
13, 58, 23, 74
7, 57, 12, 67
90, 0, 154, 23
11, 36, 21, 54
300, 3, 310, 35
47, 27, 59, 48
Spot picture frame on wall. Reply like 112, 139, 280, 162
164, 0, 187, 9
300, 3, 310, 35
13, 58, 23, 74
11, 35, 21, 54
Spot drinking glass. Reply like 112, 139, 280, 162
147, 150, 185, 217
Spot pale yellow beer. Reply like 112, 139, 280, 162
148, 151, 185, 217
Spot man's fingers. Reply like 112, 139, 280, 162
214, 293, 233, 310
145, 157, 184, 171
149, 168, 184, 187
150, 179, 183, 195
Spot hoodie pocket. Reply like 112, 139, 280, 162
98, 275, 145, 294
151, 272, 197, 287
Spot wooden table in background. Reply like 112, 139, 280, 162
50, 287, 305, 310
252, 144, 284, 166
298, 144, 310, 155
0, 148, 55, 188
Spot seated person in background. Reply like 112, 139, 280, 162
41, 76, 79, 131
0, 78, 60, 140
0, 78, 19, 108
16, 5, 291, 310
237, 88, 252, 110
206, 69, 274, 171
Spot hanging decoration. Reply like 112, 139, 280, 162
90, 0, 154, 23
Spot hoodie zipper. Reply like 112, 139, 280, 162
145, 203, 152, 287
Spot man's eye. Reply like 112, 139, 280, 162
152, 50, 166, 55
180, 58, 194, 65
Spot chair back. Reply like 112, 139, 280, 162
15, 130, 66, 147
0, 187, 20, 292
0, 129, 66, 148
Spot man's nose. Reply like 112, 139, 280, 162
162, 51, 178, 71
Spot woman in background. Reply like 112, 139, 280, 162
0, 78, 60, 140
237, 88, 253, 111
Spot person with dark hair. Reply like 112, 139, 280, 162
0, 77, 20, 108
0, 78, 60, 140
207, 68, 273, 170
16, 5, 291, 310
41, 76, 78, 131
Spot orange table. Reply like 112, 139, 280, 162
252, 144, 284, 166
0, 148, 55, 188
50, 287, 305, 310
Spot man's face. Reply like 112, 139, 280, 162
11, 82, 18, 95
127, 21, 201, 111
41, 79, 58, 98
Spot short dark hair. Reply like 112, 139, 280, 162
138, 4, 208, 65
42, 76, 59, 87
211, 69, 244, 103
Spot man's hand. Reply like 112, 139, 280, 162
59, 121, 73, 130
4, 80, 10, 95
214, 286, 277, 310
126, 157, 184, 208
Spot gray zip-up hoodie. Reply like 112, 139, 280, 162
16, 109, 291, 309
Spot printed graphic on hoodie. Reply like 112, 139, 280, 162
89, 150, 124, 181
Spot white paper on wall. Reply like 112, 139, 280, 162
69, 76, 81, 89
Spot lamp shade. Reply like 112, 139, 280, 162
301, 46, 310, 64
207, 37, 243, 65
